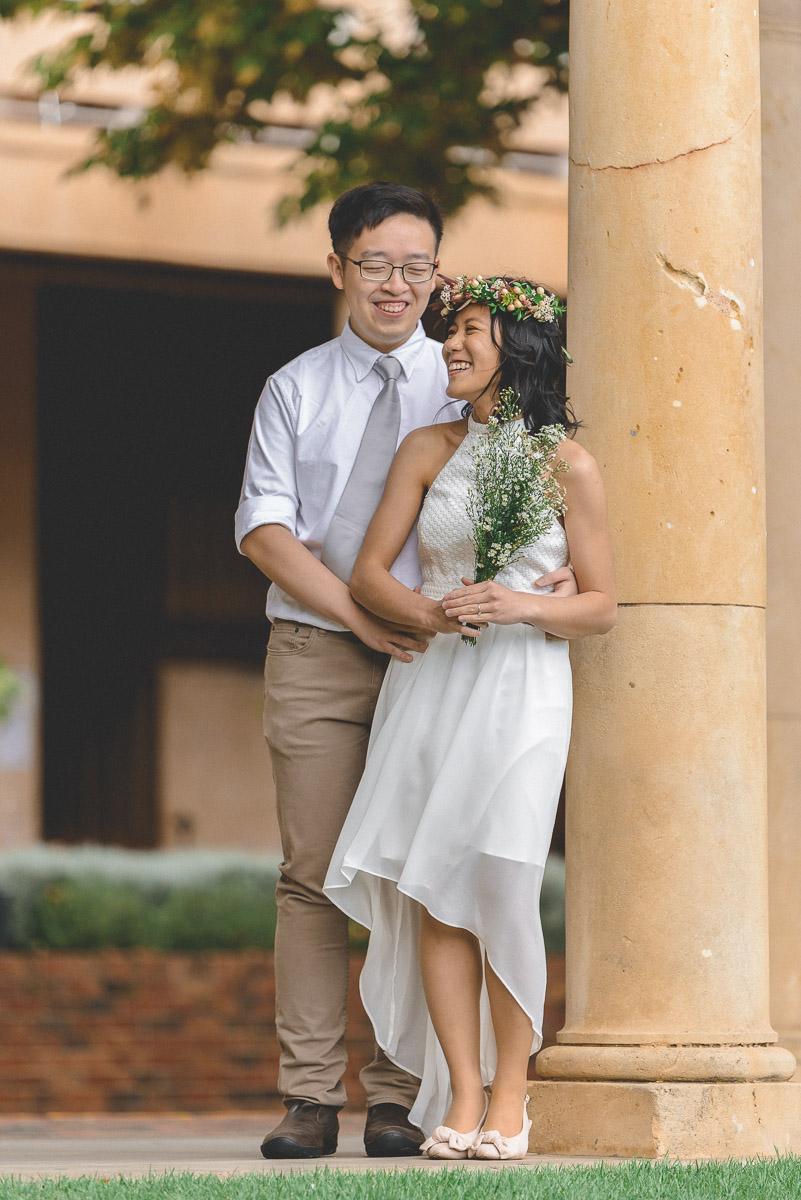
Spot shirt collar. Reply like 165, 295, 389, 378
339, 319, 428, 383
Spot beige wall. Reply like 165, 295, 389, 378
0, 122, 567, 290
158, 662, 280, 852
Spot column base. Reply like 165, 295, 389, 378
536, 1042, 796, 1081
774, 1032, 801, 1081
527, 1081, 801, 1158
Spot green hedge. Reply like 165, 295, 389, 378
0, 846, 279, 951
0, 845, 565, 953
540, 853, 566, 953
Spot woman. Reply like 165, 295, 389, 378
324, 275, 616, 1159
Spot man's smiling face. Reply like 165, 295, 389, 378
327, 213, 439, 353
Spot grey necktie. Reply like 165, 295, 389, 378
320, 355, 403, 584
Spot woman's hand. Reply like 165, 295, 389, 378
441, 578, 528, 629
420, 593, 466, 636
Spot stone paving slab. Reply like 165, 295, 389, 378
0, 1112, 624, 1179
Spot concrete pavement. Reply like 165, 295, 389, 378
0, 1112, 623, 1178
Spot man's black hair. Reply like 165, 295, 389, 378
328, 181, 443, 255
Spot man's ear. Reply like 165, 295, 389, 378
327, 252, 345, 291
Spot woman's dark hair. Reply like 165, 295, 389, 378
446, 277, 579, 436
328, 181, 444, 255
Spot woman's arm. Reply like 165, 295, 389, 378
441, 441, 617, 639
350, 428, 464, 637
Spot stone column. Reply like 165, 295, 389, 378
762, 0, 801, 1081
528, 0, 801, 1158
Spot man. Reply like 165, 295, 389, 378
237, 182, 449, 1159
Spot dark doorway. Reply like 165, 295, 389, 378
35, 257, 332, 846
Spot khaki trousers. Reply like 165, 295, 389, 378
263, 618, 420, 1109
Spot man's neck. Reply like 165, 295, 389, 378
344, 318, 421, 354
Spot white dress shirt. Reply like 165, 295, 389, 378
236, 320, 451, 630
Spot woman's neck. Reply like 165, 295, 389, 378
470, 392, 501, 424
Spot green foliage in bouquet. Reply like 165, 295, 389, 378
463, 389, 568, 644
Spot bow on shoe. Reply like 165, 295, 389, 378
421, 1125, 477, 1154
470, 1104, 532, 1161
471, 1128, 515, 1158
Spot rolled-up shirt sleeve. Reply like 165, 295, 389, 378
235, 374, 299, 552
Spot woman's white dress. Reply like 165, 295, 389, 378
323, 415, 573, 1134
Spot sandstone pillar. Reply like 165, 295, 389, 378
529, 0, 801, 1157
762, 0, 801, 1081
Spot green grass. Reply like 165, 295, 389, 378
1, 1161, 800, 1200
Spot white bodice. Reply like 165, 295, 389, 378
417, 415, 569, 599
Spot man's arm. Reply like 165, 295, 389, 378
240, 524, 430, 663
237, 372, 432, 662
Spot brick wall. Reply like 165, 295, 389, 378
0, 951, 565, 1113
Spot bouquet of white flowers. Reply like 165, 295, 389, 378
463, 389, 568, 645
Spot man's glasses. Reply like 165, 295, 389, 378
340, 256, 439, 283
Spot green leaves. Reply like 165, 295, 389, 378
1, 0, 568, 218
21, 875, 279, 951
0, 658, 20, 722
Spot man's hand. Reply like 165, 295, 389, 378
349, 608, 432, 663
536, 567, 577, 638
535, 565, 578, 597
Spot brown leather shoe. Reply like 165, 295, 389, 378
260, 1101, 339, 1159
364, 1103, 424, 1157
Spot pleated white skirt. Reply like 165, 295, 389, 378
324, 620, 572, 1134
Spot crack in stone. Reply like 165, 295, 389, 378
570, 105, 757, 172
656, 254, 745, 324
617, 602, 765, 610
657, 255, 707, 297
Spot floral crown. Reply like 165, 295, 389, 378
435, 273, 566, 325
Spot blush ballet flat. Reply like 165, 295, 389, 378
470, 1098, 531, 1161
421, 1099, 488, 1160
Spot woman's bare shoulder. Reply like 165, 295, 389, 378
394, 419, 467, 487
399, 419, 466, 458
557, 436, 609, 516
557, 436, 602, 480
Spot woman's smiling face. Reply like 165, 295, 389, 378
442, 304, 501, 418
